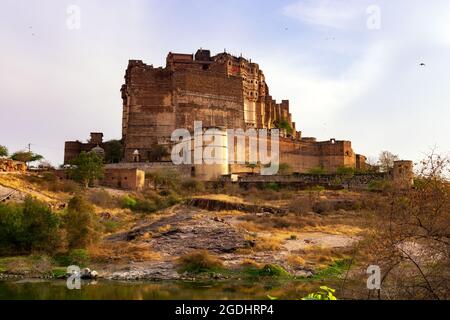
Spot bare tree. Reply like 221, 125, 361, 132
364, 151, 449, 299
378, 151, 399, 172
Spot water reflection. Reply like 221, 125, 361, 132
0, 278, 352, 300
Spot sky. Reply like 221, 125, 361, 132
0, 0, 449, 166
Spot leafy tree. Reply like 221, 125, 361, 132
69, 151, 104, 187
63, 196, 99, 249
378, 151, 399, 172
147, 144, 169, 161
104, 139, 123, 164
11, 151, 43, 163
0, 145, 8, 157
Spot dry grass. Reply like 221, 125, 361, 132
88, 241, 161, 263
176, 250, 223, 273
287, 254, 306, 268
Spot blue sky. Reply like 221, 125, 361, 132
1, 0, 449, 166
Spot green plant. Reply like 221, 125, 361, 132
245, 264, 290, 278
0, 145, 8, 157
68, 151, 104, 187
302, 286, 337, 300
121, 195, 137, 209
63, 196, 99, 249
0, 197, 60, 254
54, 249, 90, 267
103, 140, 123, 164
368, 179, 391, 192
10, 151, 43, 163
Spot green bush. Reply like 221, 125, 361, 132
121, 195, 137, 209
63, 196, 99, 249
53, 249, 90, 267
0, 197, 61, 255
245, 264, 290, 277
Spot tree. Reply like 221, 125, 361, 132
64, 196, 99, 249
378, 151, 399, 172
0, 145, 8, 157
0, 197, 60, 254
148, 144, 169, 161
363, 152, 449, 299
11, 151, 43, 163
69, 151, 104, 187
104, 139, 123, 164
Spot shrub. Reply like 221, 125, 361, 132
53, 249, 90, 267
368, 179, 391, 192
245, 264, 290, 277
63, 196, 99, 249
121, 195, 137, 209
0, 197, 61, 254
88, 189, 118, 208
181, 178, 205, 193
176, 250, 223, 274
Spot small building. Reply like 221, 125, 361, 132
102, 167, 145, 191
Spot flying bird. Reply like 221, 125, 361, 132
420, 63, 426, 66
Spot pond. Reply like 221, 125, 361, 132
0, 278, 360, 300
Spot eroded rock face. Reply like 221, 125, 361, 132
107, 206, 247, 255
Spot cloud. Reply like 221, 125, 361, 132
282, 0, 366, 29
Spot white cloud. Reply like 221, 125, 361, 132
283, 0, 365, 29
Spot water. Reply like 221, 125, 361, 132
0, 278, 349, 300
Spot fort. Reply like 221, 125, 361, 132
63, 48, 412, 188
65, 49, 365, 175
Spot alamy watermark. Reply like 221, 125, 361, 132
171, 121, 280, 175
366, 265, 381, 290
66, 5, 81, 30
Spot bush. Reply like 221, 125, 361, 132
181, 178, 205, 193
245, 264, 290, 277
0, 197, 61, 255
53, 249, 90, 267
176, 250, 223, 274
368, 179, 391, 192
63, 196, 99, 249
121, 195, 137, 209
88, 189, 118, 208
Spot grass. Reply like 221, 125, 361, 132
88, 241, 160, 263
176, 250, 224, 274
243, 264, 290, 278
311, 259, 351, 280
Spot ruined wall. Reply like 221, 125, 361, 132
102, 168, 145, 190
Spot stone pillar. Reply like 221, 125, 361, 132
392, 160, 414, 189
